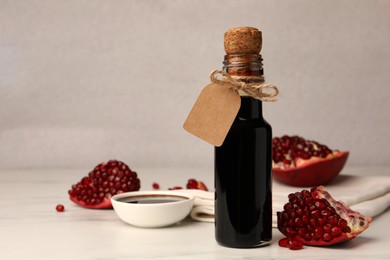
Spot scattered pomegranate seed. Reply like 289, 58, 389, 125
278, 238, 289, 248
168, 186, 183, 190
278, 238, 303, 250
288, 239, 303, 250
152, 182, 160, 190
56, 204, 65, 212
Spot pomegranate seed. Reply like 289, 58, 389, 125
168, 186, 183, 190
288, 239, 303, 250
295, 217, 304, 227
314, 227, 324, 238
323, 223, 332, 233
152, 182, 160, 190
338, 219, 348, 230
286, 227, 297, 236
284, 203, 292, 211
328, 216, 338, 225
288, 193, 297, 202
323, 233, 332, 242
298, 228, 307, 237
315, 200, 326, 210
56, 204, 65, 212
309, 218, 317, 227
278, 238, 289, 248
318, 217, 327, 226
321, 209, 330, 216
302, 215, 309, 223
82, 177, 89, 186
331, 227, 342, 237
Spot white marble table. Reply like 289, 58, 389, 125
1, 167, 389, 259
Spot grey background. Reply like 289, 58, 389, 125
1, 0, 389, 170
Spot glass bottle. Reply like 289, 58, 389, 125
214, 53, 273, 248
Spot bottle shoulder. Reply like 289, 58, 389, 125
234, 117, 272, 129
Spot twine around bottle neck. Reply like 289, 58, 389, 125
209, 70, 279, 102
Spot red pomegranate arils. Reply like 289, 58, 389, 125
56, 204, 65, 212
168, 186, 183, 190
288, 239, 303, 250
278, 238, 303, 250
152, 182, 160, 190
278, 238, 289, 248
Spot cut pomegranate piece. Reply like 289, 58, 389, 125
272, 135, 349, 186
186, 178, 208, 191
68, 160, 140, 209
277, 186, 371, 249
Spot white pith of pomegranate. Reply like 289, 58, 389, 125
68, 160, 140, 209
272, 135, 349, 186
277, 186, 371, 249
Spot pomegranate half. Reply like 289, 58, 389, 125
68, 160, 141, 209
272, 135, 349, 187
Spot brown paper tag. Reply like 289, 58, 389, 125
183, 83, 241, 146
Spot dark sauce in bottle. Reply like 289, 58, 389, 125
215, 96, 272, 247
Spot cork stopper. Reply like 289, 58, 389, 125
224, 27, 262, 54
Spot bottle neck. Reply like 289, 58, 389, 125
238, 97, 263, 119
223, 54, 263, 79
223, 54, 264, 119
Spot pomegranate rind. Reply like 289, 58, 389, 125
186, 179, 209, 191
69, 196, 113, 209
273, 151, 349, 187
197, 181, 208, 191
